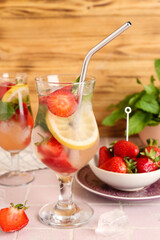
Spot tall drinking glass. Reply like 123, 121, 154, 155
0, 73, 34, 186
31, 74, 99, 228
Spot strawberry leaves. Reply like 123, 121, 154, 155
10, 201, 29, 210
124, 157, 137, 173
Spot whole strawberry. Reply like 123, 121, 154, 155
136, 156, 158, 173
100, 156, 127, 173
113, 140, 139, 159
0, 202, 29, 232
137, 138, 160, 173
142, 138, 160, 159
98, 146, 113, 167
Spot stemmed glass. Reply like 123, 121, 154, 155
0, 73, 35, 186
31, 74, 99, 228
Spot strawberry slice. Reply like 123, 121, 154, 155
0, 202, 29, 232
37, 136, 64, 157
0, 82, 15, 99
47, 88, 78, 117
99, 146, 113, 167
42, 153, 77, 173
62, 85, 72, 91
37, 136, 77, 173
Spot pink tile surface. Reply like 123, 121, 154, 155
0, 231, 16, 240
0, 162, 160, 239
27, 185, 59, 204
130, 229, 160, 240
18, 228, 71, 240
32, 169, 57, 186
73, 229, 129, 240
123, 203, 160, 228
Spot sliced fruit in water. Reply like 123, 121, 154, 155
37, 136, 77, 173
46, 106, 99, 150
0, 82, 15, 99
47, 88, 78, 117
2, 83, 29, 102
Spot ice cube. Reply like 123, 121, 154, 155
95, 209, 128, 237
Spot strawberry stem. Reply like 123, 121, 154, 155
10, 201, 29, 210
146, 138, 158, 147
35, 133, 51, 146
124, 157, 137, 173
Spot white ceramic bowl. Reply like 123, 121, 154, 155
89, 156, 160, 191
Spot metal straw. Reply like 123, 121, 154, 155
78, 21, 132, 103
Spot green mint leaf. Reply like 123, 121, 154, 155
102, 108, 126, 126
144, 84, 158, 96
135, 94, 159, 114
106, 103, 116, 110
143, 75, 159, 96
155, 59, 160, 81
136, 78, 142, 85
128, 111, 152, 135
128, 92, 144, 107
147, 120, 160, 126
34, 105, 49, 132
75, 76, 80, 82
150, 75, 156, 84
116, 93, 135, 109
71, 76, 80, 95
0, 101, 15, 121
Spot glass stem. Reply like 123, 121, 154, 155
58, 176, 74, 207
10, 152, 20, 173
54, 175, 78, 220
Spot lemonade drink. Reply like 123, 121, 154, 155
31, 74, 99, 228
32, 75, 99, 176
0, 77, 34, 153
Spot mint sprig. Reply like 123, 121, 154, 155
34, 104, 49, 132
102, 59, 160, 136
0, 101, 15, 121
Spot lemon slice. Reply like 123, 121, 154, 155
2, 83, 29, 102
46, 107, 99, 150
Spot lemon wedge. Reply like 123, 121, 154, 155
46, 106, 99, 150
2, 83, 29, 102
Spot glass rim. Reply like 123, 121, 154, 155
35, 74, 95, 85
0, 72, 28, 80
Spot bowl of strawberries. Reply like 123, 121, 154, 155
89, 139, 160, 191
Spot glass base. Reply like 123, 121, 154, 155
39, 201, 94, 229
0, 171, 35, 186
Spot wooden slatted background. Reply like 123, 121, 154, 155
0, 0, 160, 137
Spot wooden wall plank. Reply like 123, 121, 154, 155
0, 1, 160, 137
0, 0, 160, 18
